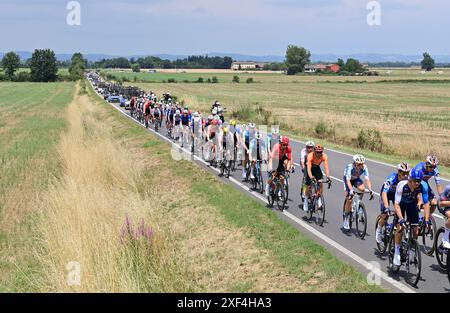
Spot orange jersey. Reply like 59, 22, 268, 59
307, 152, 329, 168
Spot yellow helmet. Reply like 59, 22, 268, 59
223, 126, 228, 133
230, 120, 237, 126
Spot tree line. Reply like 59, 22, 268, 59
1, 49, 86, 82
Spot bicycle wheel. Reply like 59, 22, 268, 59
375, 215, 388, 254
422, 216, 436, 256
356, 203, 367, 239
276, 185, 286, 211
434, 227, 447, 270
405, 240, 421, 287
258, 171, 264, 194
316, 195, 326, 226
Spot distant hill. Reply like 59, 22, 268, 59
2, 51, 450, 64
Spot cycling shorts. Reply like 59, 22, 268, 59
343, 177, 364, 195
305, 165, 323, 186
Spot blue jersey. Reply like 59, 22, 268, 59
382, 172, 400, 194
395, 180, 429, 206
440, 184, 450, 202
180, 114, 191, 126
344, 163, 369, 181
412, 162, 441, 185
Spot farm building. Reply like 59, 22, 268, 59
231, 61, 268, 70
304, 64, 340, 73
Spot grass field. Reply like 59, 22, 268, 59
0, 82, 75, 291
111, 70, 450, 171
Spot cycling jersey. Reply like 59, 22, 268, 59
395, 180, 429, 206
440, 184, 450, 202
381, 172, 401, 194
412, 162, 441, 185
306, 152, 328, 168
267, 134, 279, 154
181, 114, 191, 126
174, 113, 181, 123
153, 108, 161, 118
300, 148, 308, 165
344, 163, 369, 181
270, 143, 292, 161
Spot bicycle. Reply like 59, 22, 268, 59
417, 213, 437, 256
375, 210, 397, 254
250, 160, 265, 194
388, 221, 422, 287
305, 178, 331, 226
267, 171, 287, 211
434, 225, 448, 270
218, 149, 231, 178
342, 189, 373, 239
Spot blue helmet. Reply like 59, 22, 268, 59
409, 168, 423, 180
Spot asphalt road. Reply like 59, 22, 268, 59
90, 80, 449, 293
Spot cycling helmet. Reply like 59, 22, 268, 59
248, 123, 256, 129
193, 112, 199, 118
353, 154, 365, 164
175, 109, 181, 114
305, 141, 315, 148
212, 120, 219, 126
271, 127, 279, 135
281, 136, 289, 145
426, 155, 439, 167
409, 168, 424, 181
214, 115, 221, 121
314, 144, 324, 153
397, 162, 411, 172
183, 109, 188, 114
230, 120, 237, 127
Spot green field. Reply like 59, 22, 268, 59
112, 70, 450, 171
0, 82, 75, 291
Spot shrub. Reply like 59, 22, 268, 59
232, 75, 240, 83
183, 79, 190, 83
167, 78, 177, 83
0, 73, 6, 81
357, 129, 383, 152
207, 78, 212, 83
231, 104, 254, 120
315, 121, 328, 138
122, 77, 130, 83
197, 77, 204, 83
246, 77, 254, 83
212, 76, 219, 83
133, 76, 138, 82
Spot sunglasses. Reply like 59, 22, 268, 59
411, 178, 421, 184
426, 164, 436, 169
398, 171, 410, 176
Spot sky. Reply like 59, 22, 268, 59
1, 0, 449, 56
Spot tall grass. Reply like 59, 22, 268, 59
35, 92, 190, 292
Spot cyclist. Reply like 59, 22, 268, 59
300, 141, 315, 202
438, 184, 450, 249
392, 169, 430, 266
412, 155, 442, 221
242, 123, 256, 181
129, 96, 136, 117
343, 155, 374, 231
153, 103, 162, 128
249, 131, 267, 181
173, 109, 182, 140
144, 99, 152, 128
191, 112, 203, 154
375, 162, 411, 244
303, 144, 330, 212
265, 136, 293, 197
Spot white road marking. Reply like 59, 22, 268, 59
90, 81, 418, 293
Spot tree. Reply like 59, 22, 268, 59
344, 58, 365, 73
69, 52, 86, 80
421, 52, 435, 71
1, 51, 21, 79
232, 75, 240, 83
285, 44, 311, 75
30, 49, 58, 82
131, 63, 141, 72
337, 58, 345, 71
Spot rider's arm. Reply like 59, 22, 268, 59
300, 149, 306, 170
323, 154, 330, 177
394, 185, 404, 220
306, 153, 313, 179
363, 166, 373, 191
420, 181, 430, 222
435, 172, 443, 194
344, 165, 353, 191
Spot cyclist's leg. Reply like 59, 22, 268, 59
343, 178, 354, 213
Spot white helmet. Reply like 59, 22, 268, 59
305, 141, 315, 148
193, 111, 199, 118
426, 155, 439, 167
175, 109, 180, 114
248, 123, 256, 129
271, 127, 279, 135
207, 115, 213, 121
255, 131, 262, 140
397, 162, 411, 172
353, 154, 365, 164
214, 115, 221, 121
